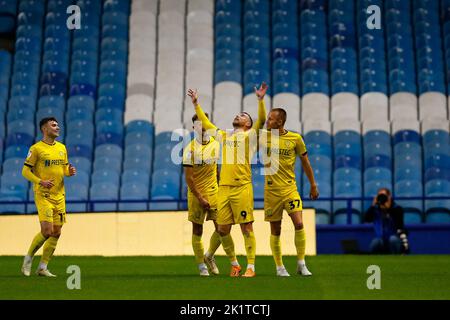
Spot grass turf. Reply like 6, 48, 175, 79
1, 255, 449, 300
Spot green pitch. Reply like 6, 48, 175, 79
1, 255, 449, 300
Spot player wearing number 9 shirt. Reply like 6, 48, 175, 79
262, 108, 319, 277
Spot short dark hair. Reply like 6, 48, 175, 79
271, 108, 287, 125
192, 112, 209, 123
241, 112, 253, 128
39, 117, 58, 132
378, 188, 391, 196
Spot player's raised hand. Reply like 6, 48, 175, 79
187, 88, 199, 106
310, 184, 319, 200
40, 179, 55, 189
255, 82, 268, 100
69, 164, 76, 176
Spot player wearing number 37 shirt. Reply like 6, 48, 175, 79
261, 108, 319, 277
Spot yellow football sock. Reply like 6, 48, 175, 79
295, 228, 306, 261
191, 234, 204, 265
40, 237, 59, 265
27, 232, 48, 257
243, 231, 256, 265
220, 234, 237, 264
206, 231, 221, 256
270, 235, 283, 267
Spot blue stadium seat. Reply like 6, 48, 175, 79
125, 143, 152, 159
122, 169, 150, 186
5, 132, 34, 149
395, 180, 423, 222
2, 158, 23, 173
95, 144, 123, 160
95, 108, 123, 123
65, 182, 89, 213
119, 183, 149, 212
123, 157, 152, 172
93, 157, 122, 172
150, 169, 181, 210
125, 132, 153, 148
89, 182, 119, 212
91, 169, 120, 186
67, 144, 92, 160
69, 157, 92, 175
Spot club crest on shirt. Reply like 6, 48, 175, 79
59, 151, 64, 157
284, 140, 294, 149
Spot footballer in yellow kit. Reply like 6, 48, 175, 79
183, 136, 219, 225
262, 108, 319, 277
26, 141, 69, 225
263, 130, 307, 222
187, 83, 268, 278
182, 112, 223, 276
21, 117, 76, 277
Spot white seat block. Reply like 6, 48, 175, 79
362, 120, 391, 135
333, 119, 361, 134
243, 93, 272, 115
389, 92, 418, 120
160, 0, 186, 15
419, 92, 447, 120
301, 93, 329, 121
159, 11, 185, 26
132, 0, 158, 14
302, 120, 331, 135
214, 81, 242, 96
155, 121, 184, 135
421, 118, 450, 134
360, 92, 389, 122
124, 94, 154, 125
187, 11, 213, 25
187, 37, 213, 51
188, 0, 214, 14
127, 83, 154, 98
126, 94, 154, 110
331, 93, 359, 121
391, 119, 420, 135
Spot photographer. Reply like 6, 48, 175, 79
364, 188, 410, 254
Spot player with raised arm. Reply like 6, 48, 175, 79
187, 83, 267, 277
183, 112, 222, 276
21, 117, 76, 277
263, 108, 319, 276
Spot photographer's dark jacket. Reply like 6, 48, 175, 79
365, 202, 405, 240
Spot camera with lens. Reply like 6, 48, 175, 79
376, 193, 388, 205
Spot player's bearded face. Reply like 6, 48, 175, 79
233, 113, 250, 128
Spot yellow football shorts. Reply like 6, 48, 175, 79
188, 189, 218, 224
35, 193, 66, 226
217, 183, 254, 225
264, 187, 303, 222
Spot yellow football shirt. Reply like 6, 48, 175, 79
194, 100, 266, 187
24, 141, 69, 199
261, 130, 307, 189
182, 137, 220, 193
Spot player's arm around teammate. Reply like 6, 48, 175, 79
183, 113, 222, 276
21, 117, 76, 277
264, 109, 319, 276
